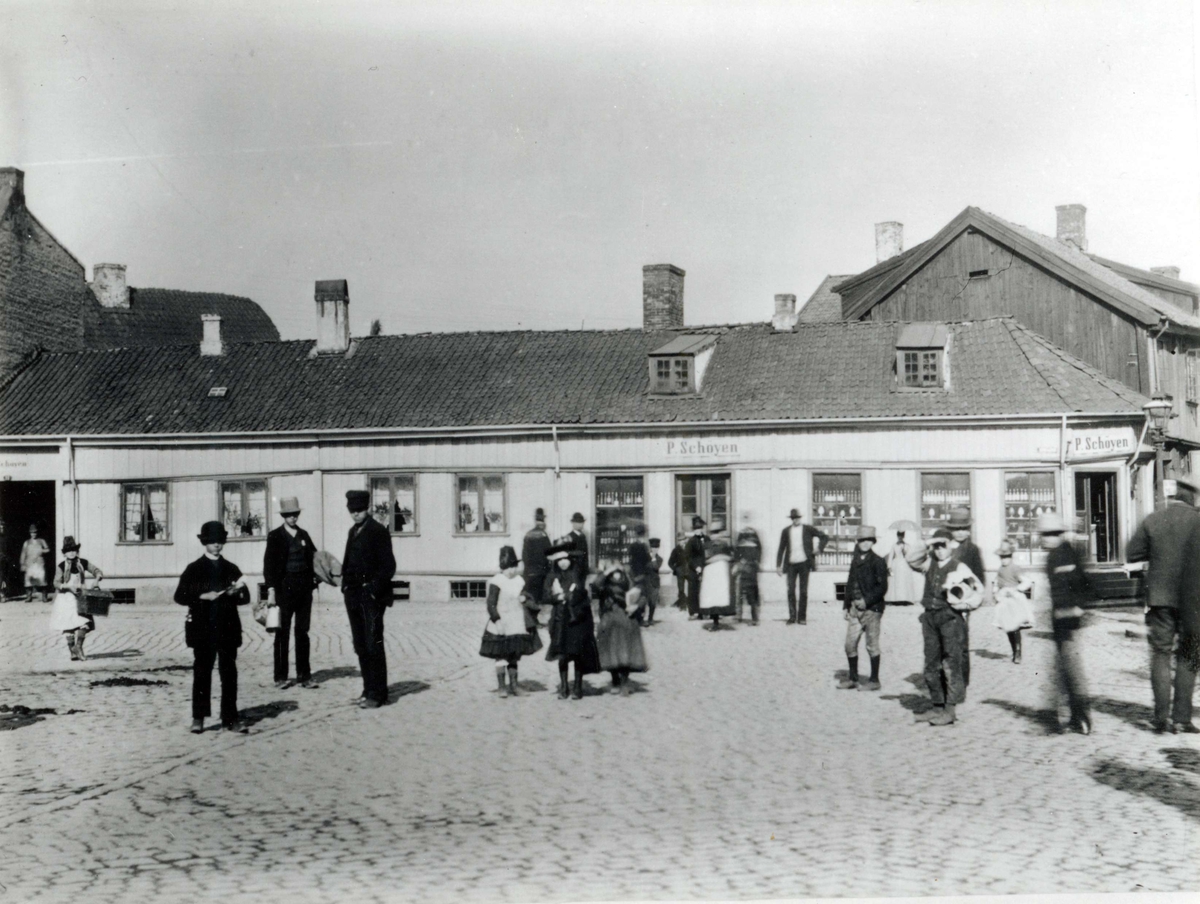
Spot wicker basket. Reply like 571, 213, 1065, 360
77, 588, 114, 617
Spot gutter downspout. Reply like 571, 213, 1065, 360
1058, 415, 1068, 526
551, 426, 562, 536
67, 435, 78, 541
1149, 317, 1171, 396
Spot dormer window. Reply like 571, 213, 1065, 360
895, 323, 949, 390
648, 334, 716, 396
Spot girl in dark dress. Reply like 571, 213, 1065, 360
594, 564, 649, 696
544, 552, 601, 699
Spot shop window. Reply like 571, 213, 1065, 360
120, 483, 169, 543
676, 473, 730, 539
369, 474, 418, 534
920, 472, 971, 538
457, 474, 506, 534
1004, 472, 1057, 564
450, 580, 487, 599
596, 476, 645, 567
220, 479, 268, 538
811, 473, 862, 567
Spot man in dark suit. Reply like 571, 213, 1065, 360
1127, 479, 1200, 733
263, 496, 318, 689
776, 508, 828, 625
342, 489, 397, 709
522, 507, 552, 606
948, 507, 983, 688
684, 515, 707, 618
548, 512, 589, 585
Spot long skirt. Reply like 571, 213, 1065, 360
546, 603, 602, 674
992, 587, 1035, 633
480, 623, 542, 660
49, 592, 92, 632
698, 557, 736, 616
596, 607, 649, 672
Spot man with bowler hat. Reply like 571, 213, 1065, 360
776, 508, 828, 625
1127, 477, 1200, 733
948, 507, 983, 687
263, 496, 318, 689
684, 515, 707, 618
175, 521, 250, 734
342, 489, 397, 708
522, 508, 553, 607
547, 512, 589, 584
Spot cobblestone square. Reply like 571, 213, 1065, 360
0, 595, 1197, 903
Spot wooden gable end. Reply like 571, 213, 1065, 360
860, 229, 1147, 393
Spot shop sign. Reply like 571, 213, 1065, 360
0, 446, 64, 480
1066, 427, 1137, 461
663, 438, 743, 459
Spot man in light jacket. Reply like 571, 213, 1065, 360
776, 509, 828, 625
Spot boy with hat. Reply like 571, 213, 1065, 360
263, 496, 318, 689
914, 528, 966, 726
947, 507, 983, 687
668, 532, 689, 610
776, 508, 829, 625
521, 508, 552, 608
1040, 512, 1093, 734
684, 516, 707, 618
838, 525, 888, 690
341, 489, 397, 709
175, 521, 251, 734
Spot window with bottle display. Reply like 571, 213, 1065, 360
920, 472, 971, 539
595, 476, 645, 567
1005, 471, 1057, 562
811, 473, 862, 567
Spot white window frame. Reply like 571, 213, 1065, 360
368, 473, 419, 535
455, 473, 508, 536
649, 356, 694, 394
119, 482, 171, 544
219, 478, 270, 541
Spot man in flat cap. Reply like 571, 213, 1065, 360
1128, 476, 1200, 733
263, 496, 318, 689
522, 508, 553, 609
776, 508, 829, 625
342, 489, 397, 708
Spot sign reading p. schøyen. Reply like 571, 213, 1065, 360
1066, 427, 1137, 461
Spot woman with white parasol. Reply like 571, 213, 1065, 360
884, 520, 924, 607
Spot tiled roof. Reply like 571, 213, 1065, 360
796, 274, 855, 323
0, 318, 1144, 437
81, 288, 280, 348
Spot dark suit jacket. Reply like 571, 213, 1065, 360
1127, 501, 1200, 609
845, 548, 889, 611
776, 524, 829, 569
522, 527, 552, 578
262, 524, 316, 589
547, 531, 589, 581
684, 534, 706, 574
174, 555, 247, 648
667, 545, 687, 576
951, 539, 985, 584
342, 517, 397, 604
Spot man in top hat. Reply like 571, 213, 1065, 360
684, 515, 707, 618
947, 507, 983, 688
522, 508, 553, 607
1127, 476, 1200, 733
838, 525, 888, 690
341, 489, 397, 709
547, 512, 589, 585
776, 508, 829, 625
263, 496, 318, 689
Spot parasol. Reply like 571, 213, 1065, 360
888, 519, 920, 534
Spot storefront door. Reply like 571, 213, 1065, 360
0, 480, 56, 598
676, 473, 730, 540
1074, 471, 1118, 563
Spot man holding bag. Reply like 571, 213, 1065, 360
263, 496, 318, 689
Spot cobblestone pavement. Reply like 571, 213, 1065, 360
0, 593, 1197, 903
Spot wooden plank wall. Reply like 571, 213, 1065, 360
863, 231, 1145, 393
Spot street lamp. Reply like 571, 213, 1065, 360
1143, 395, 1174, 504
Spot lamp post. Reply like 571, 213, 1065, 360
1143, 395, 1174, 505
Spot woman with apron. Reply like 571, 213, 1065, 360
48, 536, 103, 661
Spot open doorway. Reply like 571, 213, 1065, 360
0, 481, 57, 599
1074, 471, 1118, 564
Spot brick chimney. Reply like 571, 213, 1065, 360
315, 279, 350, 354
643, 265, 685, 330
1151, 266, 1182, 280
0, 167, 23, 201
1055, 204, 1087, 252
91, 263, 130, 309
200, 313, 224, 356
874, 222, 903, 263
772, 293, 798, 331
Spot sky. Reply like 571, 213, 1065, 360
1, 0, 1198, 341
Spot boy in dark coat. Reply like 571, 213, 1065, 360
915, 529, 966, 727
175, 521, 250, 734
342, 489, 397, 709
734, 513, 763, 625
262, 496, 318, 689
838, 525, 889, 690
667, 533, 689, 610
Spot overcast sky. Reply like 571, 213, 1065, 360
2, 0, 1198, 340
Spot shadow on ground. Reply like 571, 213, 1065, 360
85, 649, 144, 660
1091, 757, 1200, 821
1163, 747, 1200, 775
881, 692, 937, 715
386, 680, 431, 703
310, 666, 361, 683
981, 698, 1061, 734
241, 699, 300, 725
1091, 695, 1157, 731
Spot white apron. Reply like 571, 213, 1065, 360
484, 572, 529, 637
49, 570, 90, 632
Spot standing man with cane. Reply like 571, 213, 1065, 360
342, 489, 397, 709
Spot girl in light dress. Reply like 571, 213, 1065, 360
479, 545, 542, 698
992, 540, 1034, 664
48, 536, 103, 661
